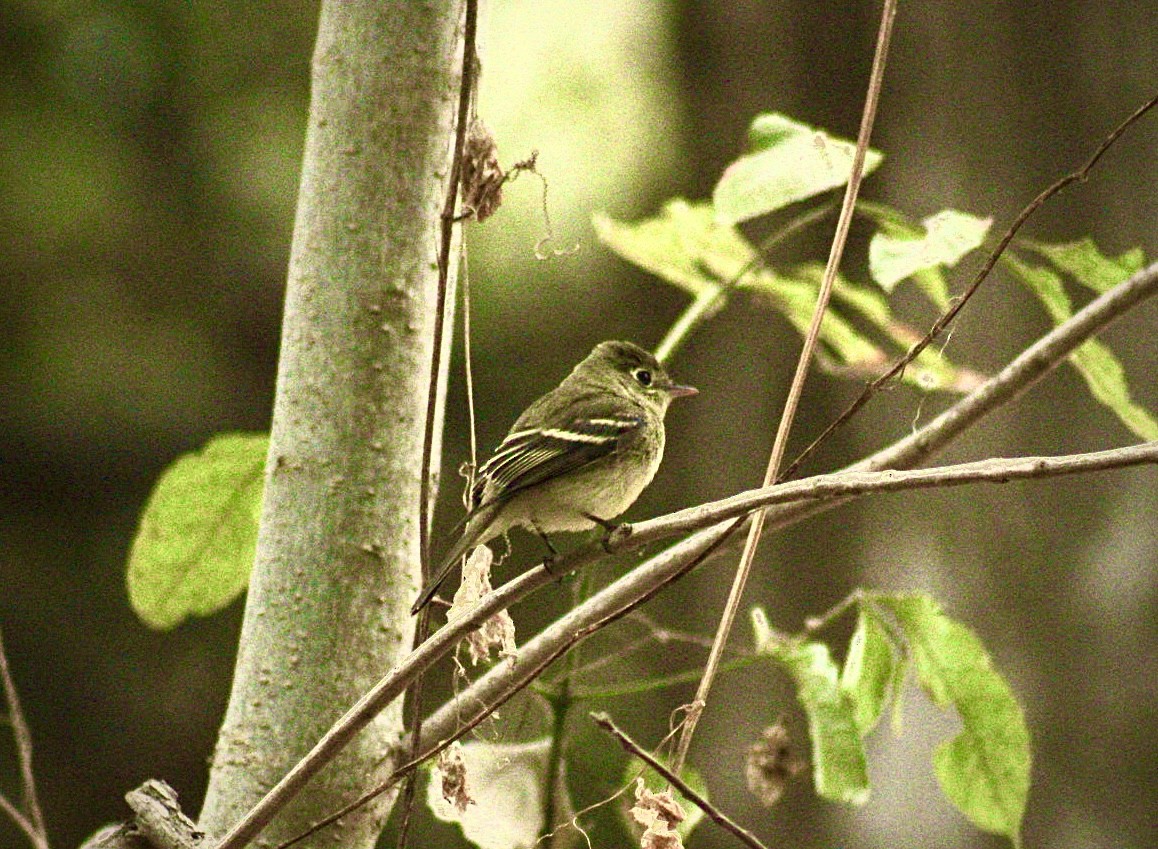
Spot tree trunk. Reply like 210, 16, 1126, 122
197, 3, 462, 846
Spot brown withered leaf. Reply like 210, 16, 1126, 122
745, 723, 808, 806
436, 742, 473, 814
461, 119, 505, 221
630, 777, 686, 849
447, 545, 516, 664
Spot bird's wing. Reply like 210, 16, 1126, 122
471, 400, 644, 511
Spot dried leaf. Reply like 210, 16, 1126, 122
435, 742, 473, 814
461, 119, 505, 221
447, 546, 517, 664
630, 777, 686, 849
745, 724, 808, 806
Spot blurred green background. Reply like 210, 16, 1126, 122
1, 1, 1155, 848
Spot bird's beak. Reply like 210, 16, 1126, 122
666, 383, 698, 399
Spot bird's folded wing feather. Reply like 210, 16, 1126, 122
471, 408, 643, 510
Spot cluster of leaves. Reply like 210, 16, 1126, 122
423, 592, 1028, 848
754, 594, 1030, 846
595, 113, 1154, 436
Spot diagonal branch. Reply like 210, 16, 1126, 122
235, 435, 1157, 849
591, 711, 770, 849
210, 258, 1158, 849
631, 442, 1158, 542
413, 257, 1158, 752
0, 795, 45, 849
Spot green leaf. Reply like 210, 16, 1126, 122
873, 594, 1030, 845
868, 209, 991, 299
840, 606, 896, 735
752, 608, 870, 804
596, 194, 983, 394
766, 263, 979, 393
127, 433, 267, 629
593, 199, 754, 298
1004, 253, 1158, 440
620, 754, 707, 843
832, 276, 893, 327
753, 267, 883, 370
714, 113, 883, 225
1023, 237, 1144, 294
911, 267, 953, 312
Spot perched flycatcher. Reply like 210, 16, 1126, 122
411, 340, 696, 614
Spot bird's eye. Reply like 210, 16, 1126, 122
632, 368, 653, 387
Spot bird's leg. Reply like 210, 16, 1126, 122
532, 524, 562, 576
583, 512, 632, 552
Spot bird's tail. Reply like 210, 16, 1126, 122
410, 502, 501, 615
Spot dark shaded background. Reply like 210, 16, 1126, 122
1, 2, 1154, 848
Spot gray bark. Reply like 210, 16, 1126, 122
197, 3, 463, 847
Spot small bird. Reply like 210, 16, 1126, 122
411, 340, 697, 614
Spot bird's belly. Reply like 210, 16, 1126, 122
505, 461, 658, 535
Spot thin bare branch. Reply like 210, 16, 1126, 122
400, 3, 480, 847
591, 712, 770, 849
632, 442, 1158, 543
671, 0, 898, 777
421, 0, 477, 572
0, 627, 49, 849
0, 793, 45, 849
782, 88, 1158, 480
214, 258, 1158, 849
414, 258, 1158, 762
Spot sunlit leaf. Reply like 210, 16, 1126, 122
833, 276, 892, 327
750, 268, 883, 369
1023, 237, 1144, 294
868, 209, 991, 300
840, 606, 896, 735
593, 199, 753, 297
127, 433, 267, 629
765, 264, 981, 392
597, 196, 986, 395
428, 738, 572, 849
595, 201, 892, 383
714, 113, 883, 225
873, 594, 1030, 845
911, 267, 953, 311
752, 608, 870, 804
1004, 253, 1158, 440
